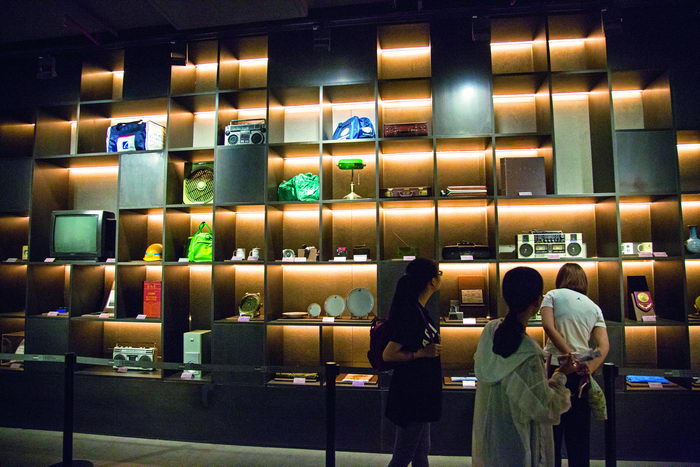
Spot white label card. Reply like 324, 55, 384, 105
117, 367, 128, 373
246, 257, 259, 262
463, 380, 477, 388
47, 311, 59, 317
282, 257, 295, 262
648, 382, 663, 389
653, 252, 668, 257
638, 252, 653, 258
98, 313, 110, 319
5, 258, 18, 263
518, 191, 533, 196
322, 317, 335, 323
237, 316, 251, 322
403, 256, 416, 261
460, 255, 474, 261
230, 256, 244, 261
333, 257, 347, 262
10, 363, 21, 370
353, 255, 368, 262
294, 257, 307, 262
136, 314, 147, 320
546, 254, 561, 260
178, 258, 189, 263
44, 258, 55, 262
181, 372, 194, 380
292, 377, 306, 385
463, 318, 477, 325
642, 315, 657, 322
352, 380, 365, 387
106, 258, 116, 263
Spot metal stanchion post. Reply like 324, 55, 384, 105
603, 362, 618, 467
325, 362, 339, 467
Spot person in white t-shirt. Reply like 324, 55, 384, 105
540, 263, 610, 467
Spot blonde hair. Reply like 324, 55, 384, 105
555, 263, 588, 295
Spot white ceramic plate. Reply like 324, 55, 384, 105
307, 303, 322, 317
324, 295, 346, 317
346, 288, 374, 317
282, 312, 308, 319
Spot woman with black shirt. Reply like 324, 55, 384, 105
382, 258, 442, 467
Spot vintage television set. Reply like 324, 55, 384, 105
50, 210, 116, 261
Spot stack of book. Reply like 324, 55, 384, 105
441, 185, 487, 197
336, 374, 379, 385
625, 375, 682, 390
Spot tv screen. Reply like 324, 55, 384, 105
54, 215, 98, 253
50, 210, 116, 260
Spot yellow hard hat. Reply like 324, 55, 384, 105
143, 243, 163, 262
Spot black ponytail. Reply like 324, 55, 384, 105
493, 267, 543, 358
388, 258, 439, 321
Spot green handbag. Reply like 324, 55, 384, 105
187, 222, 213, 262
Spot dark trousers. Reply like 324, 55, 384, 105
388, 422, 430, 467
552, 371, 591, 467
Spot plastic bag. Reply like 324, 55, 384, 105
277, 173, 319, 201
588, 376, 607, 421
187, 222, 213, 262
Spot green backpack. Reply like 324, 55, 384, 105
187, 222, 213, 262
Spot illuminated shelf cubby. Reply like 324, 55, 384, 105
677, 131, 700, 193
378, 79, 432, 138
0, 265, 27, 317
622, 259, 685, 323
321, 82, 376, 141
117, 209, 163, 263
322, 141, 376, 201
437, 199, 495, 259
492, 74, 550, 135
548, 13, 607, 72
267, 143, 321, 202
0, 316, 25, 370
551, 73, 614, 194
168, 94, 217, 149
612, 70, 672, 130
437, 263, 497, 320
490, 16, 548, 75
116, 264, 162, 320
34, 105, 77, 157
30, 157, 119, 261
436, 138, 492, 196
379, 138, 433, 195
266, 204, 320, 261
500, 261, 622, 322
80, 49, 124, 101
440, 327, 482, 371
0, 214, 29, 262
322, 325, 372, 370
213, 205, 265, 262
377, 23, 431, 80
380, 200, 435, 260
163, 207, 213, 262
266, 263, 377, 321
266, 325, 320, 378
72, 320, 162, 379
685, 260, 700, 319
77, 99, 168, 155
166, 149, 215, 206
691, 327, 700, 370
219, 36, 268, 91
619, 197, 682, 257
213, 264, 265, 321
321, 202, 377, 261
216, 90, 267, 146
497, 196, 619, 260
27, 264, 70, 317
0, 109, 36, 157
268, 87, 321, 144
69, 265, 114, 318
495, 136, 553, 194
170, 40, 218, 96
681, 195, 700, 258
624, 325, 689, 369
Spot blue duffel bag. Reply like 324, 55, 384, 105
332, 116, 375, 140
106, 120, 165, 152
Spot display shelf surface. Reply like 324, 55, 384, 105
267, 318, 373, 326
164, 372, 213, 383
266, 379, 322, 387
0, 312, 26, 319
499, 257, 620, 263
215, 317, 266, 325
624, 318, 687, 327
75, 366, 162, 379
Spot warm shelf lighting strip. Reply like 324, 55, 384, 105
110, 115, 168, 124
678, 143, 700, 150
68, 166, 119, 174
497, 204, 595, 213
378, 46, 431, 55
493, 91, 644, 103
381, 98, 432, 107
490, 38, 602, 48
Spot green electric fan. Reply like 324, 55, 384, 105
337, 158, 366, 200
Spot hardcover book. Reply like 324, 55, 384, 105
143, 281, 162, 318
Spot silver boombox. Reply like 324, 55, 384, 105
517, 231, 586, 259
112, 345, 157, 371
224, 118, 266, 146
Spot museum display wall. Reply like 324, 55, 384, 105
0, 5, 699, 461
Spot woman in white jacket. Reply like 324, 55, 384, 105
472, 266, 573, 467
